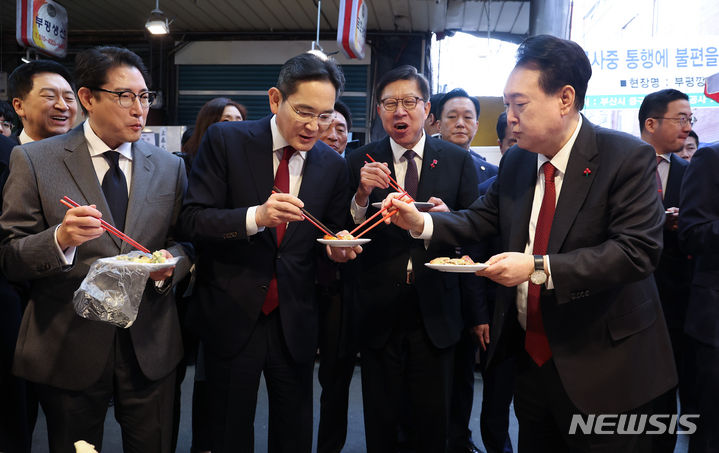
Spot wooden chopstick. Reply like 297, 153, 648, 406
60, 196, 151, 254
271, 187, 336, 237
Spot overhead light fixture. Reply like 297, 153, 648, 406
145, 0, 170, 35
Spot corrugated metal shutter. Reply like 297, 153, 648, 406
177, 64, 368, 130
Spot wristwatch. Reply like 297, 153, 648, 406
529, 255, 548, 285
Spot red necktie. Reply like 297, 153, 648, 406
525, 162, 556, 366
655, 155, 664, 199
262, 146, 296, 315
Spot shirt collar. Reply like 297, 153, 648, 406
83, 119, 133, 160
389, 130, 426, 164
656, 153, 671, 163
19, 129, 34, 144
270, 115, 307, 160
537, 114, 582, 176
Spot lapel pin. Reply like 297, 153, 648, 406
431, 159, 438, 168
583, 168, 591, 176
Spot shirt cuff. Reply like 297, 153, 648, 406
410, 212, 434, 240
545, 255, 554, 290
246, 205, 264, 236
54, 225, 76, 265
350, 194, 368, 224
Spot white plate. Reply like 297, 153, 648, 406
425, 262, 488, 273
317, 238, 371, 247
371, 201, 434, 212
101, 254, 181, 271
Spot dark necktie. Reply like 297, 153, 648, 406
525, 162, 556, 366
403, 149, 418, 199
102, 151, 128, 231
262, 146, 296, 315
655, 155, 664, 199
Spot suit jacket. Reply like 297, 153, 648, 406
431, 117, 677, 414
678, 143, 719, 348
177, 116, 351, 363
0, 125, 191, 391
347, 136, 480, 349
654, 153, 691, 329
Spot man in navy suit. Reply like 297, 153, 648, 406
347, 65, 479, 453
178, 53, 357, 453
638, 89, 693, 381
386, 35, 677, 452
678, 142, 719, 453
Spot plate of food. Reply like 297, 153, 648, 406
371, 201, 434, 212
100, 251, 180, 271
317, 234, 371, 247
425, 255, 488, 273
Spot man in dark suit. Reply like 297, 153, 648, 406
638, 89, 693, 376
385, 35, 677, 452
0, 46, 191, 453
177, 53, 356, 453
347, 65, 479, 453
678, 143, 719, 453
435, 87, 501, 453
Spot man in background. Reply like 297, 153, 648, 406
424, 92, 444, 137
0, 101, 17, 139
496, 111, 517, 155
677, 130, 698, 161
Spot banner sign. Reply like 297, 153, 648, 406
337, 0, 367, 59
16, 0, 68, 58
583, 38, 719, 109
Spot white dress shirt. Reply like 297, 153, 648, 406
245, 115, 307, 236
656, 152, 670, 197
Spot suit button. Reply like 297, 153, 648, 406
276, 254, 281, 260
260, 284, 268, 291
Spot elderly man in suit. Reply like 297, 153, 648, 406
347, 65, 479, 453
178, 52, 356, 453
385, 35, 677, 453
678, 142, 719, 453
0, 46, 191, 453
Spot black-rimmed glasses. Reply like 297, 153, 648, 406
380, 96, 426, 112
91, 88, 157, 108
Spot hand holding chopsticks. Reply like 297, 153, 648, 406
269, 186, 336, 237
59, 196, 151, 253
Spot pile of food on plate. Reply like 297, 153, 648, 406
429, 255, 476, 265
115, 250, 166, 263
323, 233, 356, 240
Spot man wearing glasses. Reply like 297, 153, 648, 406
638, 89, 694, 451
178, 52, 355, 452
0, 46, 191, 452
346, 65, 479, 452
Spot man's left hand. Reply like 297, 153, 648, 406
326, 230, 363, 263
665, 207, 679, 231
427, 196, 449, 212
477, 252, 534, 287
472, 324, 490, 351
149, 249, 175, 282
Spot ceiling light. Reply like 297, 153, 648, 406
145, 0, 170, 35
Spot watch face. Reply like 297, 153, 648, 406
530, 270, 547, 285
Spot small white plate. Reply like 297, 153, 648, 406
102, 254, 181, 271
371, 201, 434, 212
317, 238, 371, 247
425, 262, 489, 273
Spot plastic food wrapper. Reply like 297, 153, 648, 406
73, 251, 179, 328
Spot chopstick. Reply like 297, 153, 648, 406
349, 192, 412, 236
365, 153, 415, 202
271, 186, 336, 237
354, 209, 400, 239
60, 196, 152, 254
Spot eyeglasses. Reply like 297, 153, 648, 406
652, 116, 697, 127
0, 121, 11, 130
286, 100, 334, 126
380, 96, 426, 112
91, 87, 157, 108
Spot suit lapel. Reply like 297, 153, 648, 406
547, 119, 599, 253
62, 127, 122, 250
508, 151, 538, 252
664, 154, 684, 208
244, 118, 276, 244
417, 139, 438, 202
123, 142, 154, 253
284, 146, 317, 244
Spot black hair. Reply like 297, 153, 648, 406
638, 89, 690, 133
182, 97, 246, 158
515, 34, 592, 111
687, 129, 699, 145
333, 99, 353, 130
276, 52, 345, 98
8, 59, 74, 100
496, 111, 509, 141
428, 93, 445, 119
74, 46, 151, 113
0, 101, 17, 123
375, 65, 430, 104
437, 88, 480, 118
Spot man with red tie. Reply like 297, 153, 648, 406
178, 52, 357, 452
386, 35, 677, 452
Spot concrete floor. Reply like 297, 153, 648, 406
32, 364, 689, 453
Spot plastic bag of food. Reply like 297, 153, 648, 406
73, 251, 179, 328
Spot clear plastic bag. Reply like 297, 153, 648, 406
72, 251, 178, 328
